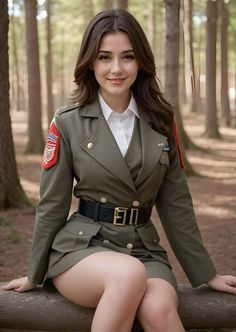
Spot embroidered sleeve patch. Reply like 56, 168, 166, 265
173, 122, 185, 169
41, 122, 60, 170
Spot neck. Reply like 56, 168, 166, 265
100, 91, 131, 113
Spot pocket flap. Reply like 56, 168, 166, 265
63, 214, 102, 235
51, 214, 102, 252
159, 152, 169, 167
136, 221, 165, 252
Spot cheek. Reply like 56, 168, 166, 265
127, 63, 138, 77
93, 64, 108, 79
130, 67, 138, 81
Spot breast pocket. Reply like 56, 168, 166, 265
51, 213, 102, 253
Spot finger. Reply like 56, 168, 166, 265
0, 284, 9, 290
218, 284, 236, 295
1, 280, 22, 290
226, 276, 236, 287
0, 282, 16, 290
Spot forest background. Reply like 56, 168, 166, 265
0, 0, 236, 331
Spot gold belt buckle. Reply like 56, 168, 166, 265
113, 207, 128, 226
113, 207, 139, 226
129, 208, 139, 225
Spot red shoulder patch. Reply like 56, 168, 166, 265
173, 122, 185, 169
41, 122, 60, 170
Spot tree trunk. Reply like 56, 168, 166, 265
164, 0, 195, 176
147, 0, 156, 56
220, 0, 231, 127
60, 36, 65, 106
0, 0, 30, 210
205, 0, 220, 138
104, 0, 113, 9
46, 0, 54, 128
116, 0, 128, 10
24, 0, 44, 153
104, 0, 128, 10
179, 23, 187, 106
183, 0, 198, 113
10, 4, 21, 112
83, 0, 94, 22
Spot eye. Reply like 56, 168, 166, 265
122, 54, 135, 61
97, 54, 111, 61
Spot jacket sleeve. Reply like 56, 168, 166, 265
155, 153, 216, 287
27, 115, 74, 284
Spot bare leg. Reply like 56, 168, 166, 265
137, 278, 185, 332
53, 251, 147, 332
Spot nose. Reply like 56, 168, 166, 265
110, 58, 123, 75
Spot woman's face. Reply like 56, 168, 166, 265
92, 32, 139, 102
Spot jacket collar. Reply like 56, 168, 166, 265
80, 97, 101, 118
80, 99, 167, 192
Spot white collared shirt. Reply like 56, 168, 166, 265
99, 93, 139, 156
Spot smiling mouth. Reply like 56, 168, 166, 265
107, 78, 126, 84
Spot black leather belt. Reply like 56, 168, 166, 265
78, 199, 151, 226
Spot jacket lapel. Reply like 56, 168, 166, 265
135, 110, 167, 186
81, 99, 136, 192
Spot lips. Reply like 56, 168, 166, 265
107, 78, 126, 85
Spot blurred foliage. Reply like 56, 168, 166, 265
7, 0, 236, 109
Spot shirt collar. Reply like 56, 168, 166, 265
98, 92, 139, 121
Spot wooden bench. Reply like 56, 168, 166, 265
0, 283, 235, 331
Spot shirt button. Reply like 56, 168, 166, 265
78, 231, 84, 236
133, 201, 140, 207
87, 142, 94, 149
103, 239, 110, 244
100, 197, 107, 203
126, 243, 133, 249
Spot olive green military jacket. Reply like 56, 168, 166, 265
27, 98, 216, 286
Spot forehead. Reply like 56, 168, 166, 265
99, 31, 133, 51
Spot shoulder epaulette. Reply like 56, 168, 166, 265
55, 103, 80, 115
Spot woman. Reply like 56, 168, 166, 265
2, 9, 236, 332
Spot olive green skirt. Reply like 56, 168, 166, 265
45, 213, 177, 292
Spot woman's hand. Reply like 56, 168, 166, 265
207, 274, 236, 295
0, 277, 37, 292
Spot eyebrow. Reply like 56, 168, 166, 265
98, 50, 134, 54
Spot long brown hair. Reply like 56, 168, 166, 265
72, 9, 175, 146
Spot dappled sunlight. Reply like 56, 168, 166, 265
221, 178, 236, 185
220, 126, 236, 136
185, 120, 236, 185
195, 139, 236, 151
17, 154, 41, 164
198, 170, 236, 179
189, 155, 236, 168
194, 205, 236, 219
192, 190, 236, 219
20, 178, 40, 200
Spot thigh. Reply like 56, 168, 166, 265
144, 278, 178, 304
52, 251, 145, 308
144, 260, 178, 293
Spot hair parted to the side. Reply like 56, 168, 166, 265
72, 9, 175, 150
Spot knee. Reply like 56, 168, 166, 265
108, 258, 147, 298
139, 299, 178, 331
